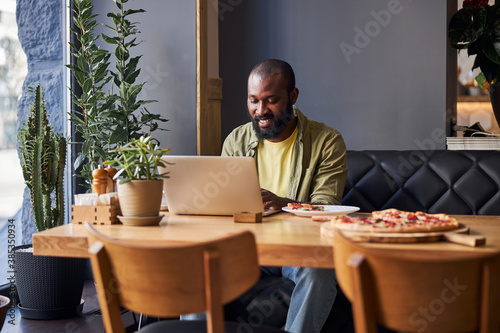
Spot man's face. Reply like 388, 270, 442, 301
247, 73, 297, 142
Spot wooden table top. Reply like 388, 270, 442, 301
32, 212, 500, 268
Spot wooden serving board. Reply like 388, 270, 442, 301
321, 223, 486, 247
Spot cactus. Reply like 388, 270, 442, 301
18, 84, 67, 231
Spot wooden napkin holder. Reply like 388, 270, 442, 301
72, 197, 122, 225
233, 212, 262, 223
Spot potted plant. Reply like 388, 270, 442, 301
67, 0, 168, 192
448, 0, 500, 126
16, 84, 86, 319
104, 136, 169, 225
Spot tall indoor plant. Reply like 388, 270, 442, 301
448, 0, 500, 126
68, 0, 168, 191
104, 136, 169, 225
16, 84, 86, 319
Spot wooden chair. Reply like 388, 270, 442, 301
85, 223, 286, 333
332, 229, 500, 333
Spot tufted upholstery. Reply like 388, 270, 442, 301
341, 150, 500, 215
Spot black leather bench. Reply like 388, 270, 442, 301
342, 150, 500, 215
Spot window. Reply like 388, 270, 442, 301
455, 0, 500, 133
0, 0, 28, 286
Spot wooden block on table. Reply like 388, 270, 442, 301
234, 212, 263, 223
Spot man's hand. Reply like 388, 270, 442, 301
260, 188, 295, 210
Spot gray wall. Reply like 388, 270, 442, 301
93, 0, 450, 152
219, 0, 448, 151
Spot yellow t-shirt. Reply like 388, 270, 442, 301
257, 126, 298, 197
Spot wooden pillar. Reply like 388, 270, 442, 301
197, 0, 222, 155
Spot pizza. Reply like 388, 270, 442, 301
331, 208, 460, 233
287, 203, 324, 211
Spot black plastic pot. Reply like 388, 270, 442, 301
14, 244, 87, 320
489, 83, 500, 128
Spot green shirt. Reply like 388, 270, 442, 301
221, 106, 348, 205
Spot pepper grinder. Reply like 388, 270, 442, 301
105, 166, 118, 193
92, 165, 109, 196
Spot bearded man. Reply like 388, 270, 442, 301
221, 59, 348, 333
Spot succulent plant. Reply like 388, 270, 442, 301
18, 84, 67, 231
104, 136, 169, 184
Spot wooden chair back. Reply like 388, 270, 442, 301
333, 229, 500, 333
86, 223, 261, 333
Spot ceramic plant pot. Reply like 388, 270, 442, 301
0, 295, 10, 330
118, 179, 164, 217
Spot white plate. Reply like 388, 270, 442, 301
282, 205, 360, 217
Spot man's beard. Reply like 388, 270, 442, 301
252, 102, 294, 140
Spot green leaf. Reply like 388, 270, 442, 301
101, 33, 120, 45
74, 70, 86, 87
77, 55, 86, 72
119, 81, 129, 99
82, 139, 92, 156
127, 83, 143, 99
110, 127, 128, 144
107, 12, 121, 21
475, 72, 488, 89
68, 41, 78, 51
480, 30, 500, 65
82, 77, 93, 93
124, 8, 145, 15
95, 146, 108, 161
115, 45, 129, 61
449, 7, 486, 49
476, 51, 499, 83
74, 153, 86, 170
68, 113, 85, 125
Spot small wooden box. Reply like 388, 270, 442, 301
72, 198, 122, 225
233, 212, 262, 223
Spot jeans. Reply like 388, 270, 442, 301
261, 266, 338, 333
181, 266, 338, 333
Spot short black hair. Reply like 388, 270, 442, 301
250, 59, 296, 94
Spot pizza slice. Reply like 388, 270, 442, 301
287, 203, 325, 211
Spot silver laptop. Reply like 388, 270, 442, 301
159, 155, 279, 216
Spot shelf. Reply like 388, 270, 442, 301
457, 95, 490, 103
